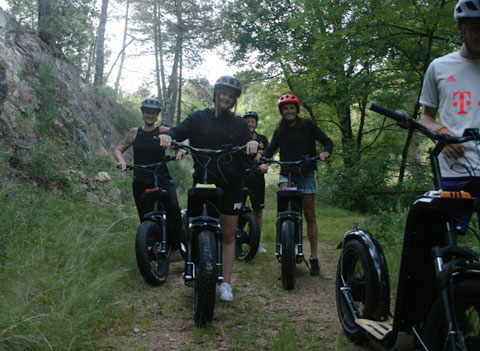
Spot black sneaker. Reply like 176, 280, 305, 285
310, 257, 320, 276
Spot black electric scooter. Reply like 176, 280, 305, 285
335, 103, 480, 350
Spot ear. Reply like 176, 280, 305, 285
456, 23, 462, 34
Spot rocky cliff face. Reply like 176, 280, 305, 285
0, 7, 126, 173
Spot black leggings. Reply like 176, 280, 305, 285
132, 179, 185, 247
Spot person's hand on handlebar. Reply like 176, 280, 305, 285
117, 160, 127, 171
158, 134, 172, 148
420, 106, 465, 160
175, 149, 187, 160
319, 151, 330, 161
258, 163, 269, 174
246, 140, 259, 155
437, 127, 466, 160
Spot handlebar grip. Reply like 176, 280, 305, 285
368, 102, 408, 123
153, 136, 159, 142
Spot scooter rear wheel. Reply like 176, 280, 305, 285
235, 212, 260, 261
336, 239, 379, 345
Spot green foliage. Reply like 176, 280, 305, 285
363, 207, 408, 289
6, 0, 97, 77
317, 149, 394, 212
165, 154, 194, 206
181, 78, 213, 119
220, 0, 459, 184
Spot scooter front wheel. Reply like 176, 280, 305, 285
336, 239, 378, 345
135, 220, 170, 286
193, 230, 217, 327
280, 219, 296, 290
422, 277, 480, 351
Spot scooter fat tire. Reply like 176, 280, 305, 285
281, 219, 296, 290
336, 239, 379, 345
422, 278, 480, 351
235, 212, 260, 261
135, 220, 170, 286
193, 230, 217, 327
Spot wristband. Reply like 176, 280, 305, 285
434, 125, 447, 133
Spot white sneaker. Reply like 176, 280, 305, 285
258, 243, 267, 254
219, 282, 233, 302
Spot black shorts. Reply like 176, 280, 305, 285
244, 177, 265, 210
216, 181, 243, 216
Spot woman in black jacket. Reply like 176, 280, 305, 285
262, 94, 333, 276
158, 76, 258, 302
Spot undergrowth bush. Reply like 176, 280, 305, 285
318, 151, 392, 212
26, 137, 79, 191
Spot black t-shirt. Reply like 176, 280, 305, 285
133, 126, 171, 185
262, 118, 333, 175
165, 108, 251, 186
255, 133, 269, 153
245, 132, 269, 182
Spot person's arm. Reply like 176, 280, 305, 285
159, 126, 188, 160
262, 130, 279, 159
312, 121, 333, 161
420, 105, 465, 159
114, 128, 137, 171
159, 113, 197, 149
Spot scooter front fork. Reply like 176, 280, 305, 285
183, 222, 224, 286
275, 218, 304, 263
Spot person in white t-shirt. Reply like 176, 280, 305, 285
420, 0, 480, 232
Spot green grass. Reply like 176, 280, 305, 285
0, 181, 139, 350
0, 175, 399, 351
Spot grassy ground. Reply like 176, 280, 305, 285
0, 178, 376, 351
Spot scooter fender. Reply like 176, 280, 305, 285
337, 228, 391, 320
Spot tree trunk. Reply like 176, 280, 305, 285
114, 0, 130, 94
163, 0, 184, 127
336, 101, 354, 168
153, 1, 164, 111
94, 0, 109, 87
38, 0, 53, 45
176, 45, 183, 125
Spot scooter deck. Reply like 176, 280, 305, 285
355, 317, 393, 340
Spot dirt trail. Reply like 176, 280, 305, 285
102, 240, 365, 350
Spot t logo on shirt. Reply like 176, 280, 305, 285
453, 91, 472, 114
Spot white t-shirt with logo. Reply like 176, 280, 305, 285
420, 51, 480, 177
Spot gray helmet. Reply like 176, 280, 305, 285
243, 111, 258, 122
454, 0, 480, 23
213, 75, 242, 97
140, 98, 162, 112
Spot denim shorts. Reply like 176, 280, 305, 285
278, 172, 316, 194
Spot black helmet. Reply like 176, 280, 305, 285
140, 98, 162, 112
213, 75, 242, 97
243, 111, 258, 122
454, 0, 480, 23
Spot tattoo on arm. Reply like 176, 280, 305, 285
118, 128, 136, 153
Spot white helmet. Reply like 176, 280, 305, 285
454, 0, 480, 23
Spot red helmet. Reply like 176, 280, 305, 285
277, 94, 300, 111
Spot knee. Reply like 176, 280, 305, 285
222, 231, 235, 244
